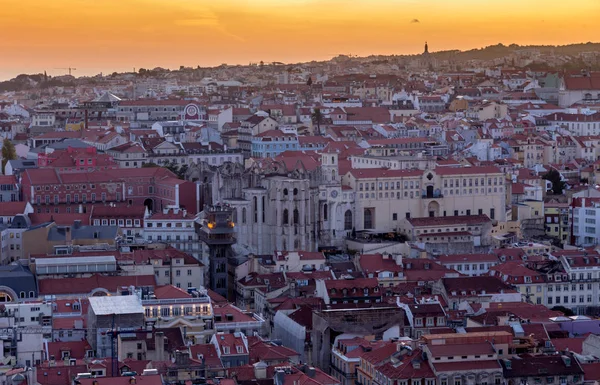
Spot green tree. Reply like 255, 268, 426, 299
142, 162, 159, 168
543, 169, 566, 195
1, 139, 17, 174
311, 108, 324, 135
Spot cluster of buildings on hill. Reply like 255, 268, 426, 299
2, 48, 600, 385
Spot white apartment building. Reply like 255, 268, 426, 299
572, 197, 600, 246
342, 166, 506, 232
553, 251, 600, 315
546, 113, 600, 136
31, 113, 56, 127
132, 248, 205, 291
142, 289, 214, 344
349, 153, 437, 171
0, 302, 52, 367
144, 208, 202, 261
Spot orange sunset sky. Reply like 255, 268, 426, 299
1, 0, 599, 80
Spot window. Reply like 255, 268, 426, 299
364, 208, 374, 229
344, 210, 352, 230
283, 209, 290, 225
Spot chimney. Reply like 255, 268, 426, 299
307, 367, 316, 378
129, 377, 136, 384
253, 363, 267, 379
65, 225, 72, 244
174, 350, 190, 366
155, 332, 165, 361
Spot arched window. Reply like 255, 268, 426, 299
332, 170, 336, 179
323, 204, 328, 221
232, 209, 238, 224
293, 188, 298, 196
283, 188, 288, 196
262, 196, 266, 223
283, 209, 289, 225
364, 208, 373, 229
20, 292, 25, 299
242, 208, 247, 224
331, 156, 335, 164
293, 209, 299, 225
584, 93, 593, 100
253, 197, 258, 223
344, 210, 353, 230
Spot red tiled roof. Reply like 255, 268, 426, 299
36, 364, 88, 385
0, 175, 17, 185
38, 274, 156, 295
206, 289, 228, 305
52, 317, 86, 330
361, 342, 398, 365
153, 285, 192, 299
551, 337, 585, 354
0, 201, 27, 216
78, 375, 162, 385
438, 253, 498, 263
213, 333, 248, 355
433, 360, 501, 372
47, 341, 92, 360
189, 344, 223, 369
563, 74, 600, 91
347, 168, 422, 179
359, 254, 403, 274
581, 363, 600, 381
213, 304, 256, 323
29, 213, 91, 226
428, 342, 494, 357
247, 338, 299, 363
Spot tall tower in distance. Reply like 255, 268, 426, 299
197, 204, 236, 300
424, 41, 429, 54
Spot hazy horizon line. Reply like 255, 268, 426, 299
1, 40, 599, 83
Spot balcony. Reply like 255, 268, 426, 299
329, 363, 356, 379
421, 191, 444, 199
215, 313, 265, 332
142, 297, 211, 306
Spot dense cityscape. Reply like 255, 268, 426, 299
1, 40, 600, 385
